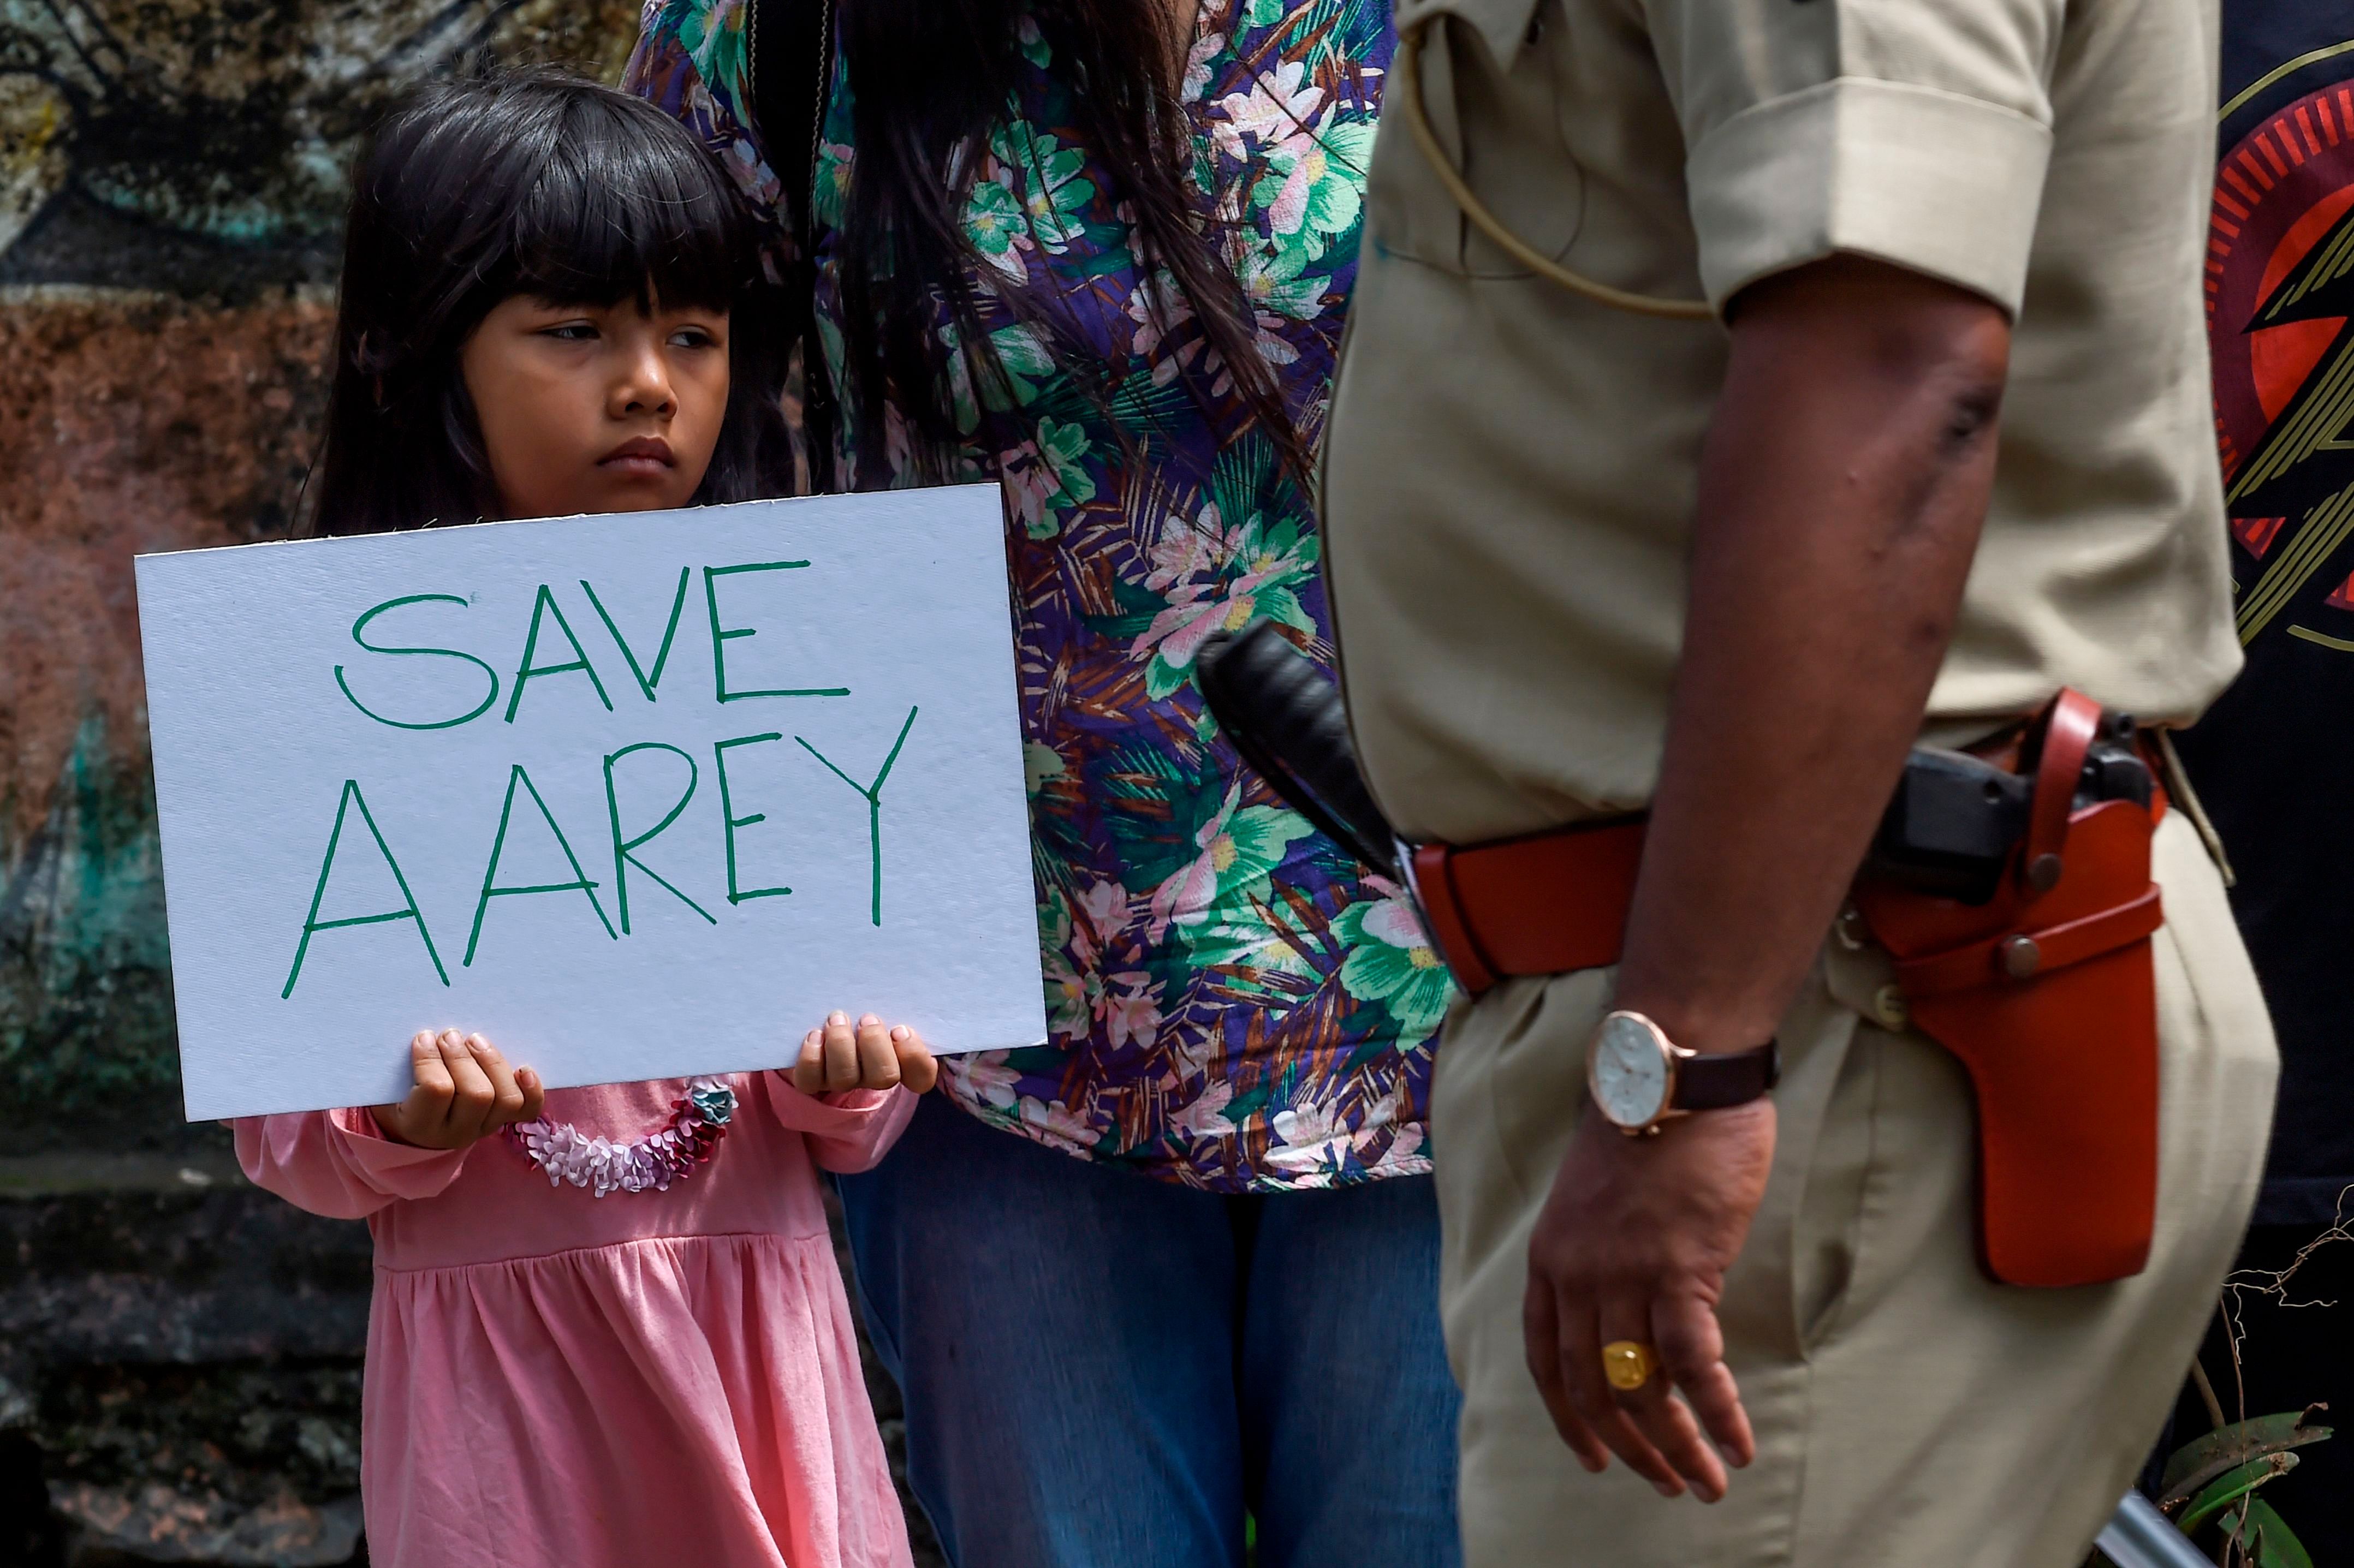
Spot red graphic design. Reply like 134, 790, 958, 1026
2208, 81, 2354, 639
2210, 85, 2354, 483
2234, 515, 2288, 557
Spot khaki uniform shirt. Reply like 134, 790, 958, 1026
1324, 0, 2240, 846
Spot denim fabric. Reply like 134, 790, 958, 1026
834, 1093, 1462, 1568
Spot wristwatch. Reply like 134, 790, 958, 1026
1586, 1010, 1780, 1136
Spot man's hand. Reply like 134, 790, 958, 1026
371, 1028, 542, 1149
1522, 255, 2011, 1496
1524, 1100, 1774, 1500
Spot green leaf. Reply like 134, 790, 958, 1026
2181, 1453, 2299, 1536
2161, 1408, 2333, 1506
1222, 1081, 1274, 1124
2244, 1498, 2315, 1568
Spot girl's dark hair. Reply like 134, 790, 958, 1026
310, 70, 782, 535
835, 0, 1316, 485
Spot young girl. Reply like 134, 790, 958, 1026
237, 73, 925, 1568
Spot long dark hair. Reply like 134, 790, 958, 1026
309, 71, 783, 535
833, 0, 1316, 485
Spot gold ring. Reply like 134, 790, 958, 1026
1602, 1340, 1658, 1393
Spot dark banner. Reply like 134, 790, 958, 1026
2177, 3, 2354, 1224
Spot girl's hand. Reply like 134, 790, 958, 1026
792, 1011, 938, 1096
370, 1029, 544, 1149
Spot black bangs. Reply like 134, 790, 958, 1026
498, 87, 752, 315
375, 69, 757, 326
306, 69, 788, 538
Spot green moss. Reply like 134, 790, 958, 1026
0, 714, 185, 1149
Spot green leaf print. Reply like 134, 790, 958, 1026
679, 0, 748, 98
1025, 741, 1067, 797
991, 123, 1098, 251
966, 177, 1026, 271
1240, 240, 1333, 320
1014, 415, 1097, 539
990, 323, 1058, 407
1335, 897, 1456, 1039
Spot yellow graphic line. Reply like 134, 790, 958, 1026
2237, 483, 2354, 643
2221, 40, 2354, 123
2287, 623, 2354, 652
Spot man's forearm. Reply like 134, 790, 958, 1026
1613, 255, 2013, 1053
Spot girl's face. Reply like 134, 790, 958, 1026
459, 293, 731, 520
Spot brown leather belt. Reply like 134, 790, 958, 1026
1407, 821, 1643, 997
1406, 728, 2168, 999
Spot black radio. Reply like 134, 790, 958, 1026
1194, 619, 2153, 907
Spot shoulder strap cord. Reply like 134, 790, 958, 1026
1394, 16, 1711, 321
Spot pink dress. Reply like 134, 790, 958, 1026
234, 1075, 918, 1568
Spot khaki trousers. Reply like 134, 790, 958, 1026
1435, 812, 2276, 1567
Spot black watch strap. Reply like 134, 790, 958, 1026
1673, 1041, 1780, 1113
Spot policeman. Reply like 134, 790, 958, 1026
1320, 0, 2279, 1561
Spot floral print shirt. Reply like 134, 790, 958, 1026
627, 0, 1444, 1192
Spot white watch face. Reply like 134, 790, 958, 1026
1591, 1013, 1671, 1129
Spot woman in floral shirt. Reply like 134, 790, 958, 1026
628, 2, 1458, 1559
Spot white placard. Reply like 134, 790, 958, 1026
136, 488, 1045, 1120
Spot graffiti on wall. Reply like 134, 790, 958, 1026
0, 0, 641, 1148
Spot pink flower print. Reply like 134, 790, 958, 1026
1001, 437, 1057, 532
1362, 895, 1433, 954
946, 1053, 1022, 1111
1148, 782, 1244, 941
1140, 591, 1260, 678
1071, 879, 1132, 965
1213, 61, 1326, 165
1141, 500, 1233, 595
1133, 508, 1306, 682
1182, 28, 1227, 102
1371, 1122, 1426, 1171
1097, 971, 1163, 1050
1170, 1080, 1239, 1140
1126, 273, 1203, 385
1020, 1095, 1101, 1149
1267, 1096, 1346, 1174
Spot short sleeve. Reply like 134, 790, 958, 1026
1644, 0, 2065, 315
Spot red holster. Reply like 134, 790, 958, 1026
1406, 690, 2167, 1288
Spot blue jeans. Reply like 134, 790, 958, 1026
834, 1093, 1463, 1568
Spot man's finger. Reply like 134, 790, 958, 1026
890, 1026, 939, 1094
1568, 1298, 1684, 1497
1657, 1293, 1755, 1470
1524, 1270, 1609, 1471
853, 1014, 901, 1090
438, 1028, 497, 1138
1608, 1313, 1728, 1504
822, 1010, 859, 1093
791, 1029, 827, 1095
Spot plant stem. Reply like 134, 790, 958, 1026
2190, 1357, 2228, 1430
